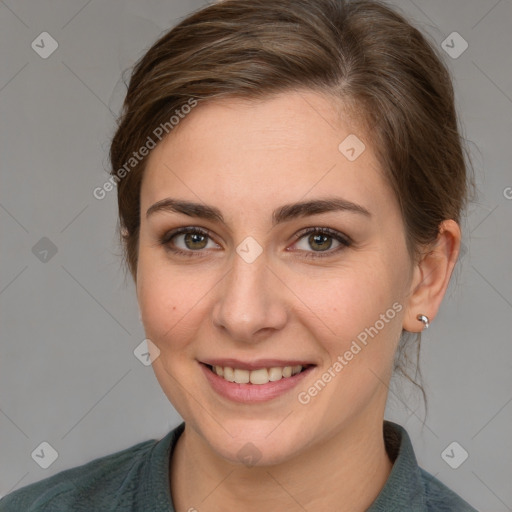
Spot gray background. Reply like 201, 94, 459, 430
1, 0, 511, 510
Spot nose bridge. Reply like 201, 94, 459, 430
212, 247, 287, 341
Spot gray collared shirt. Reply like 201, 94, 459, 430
0, 420, 478, 511
367, 421, 477, 511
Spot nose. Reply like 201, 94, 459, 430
212, 249, 288, 344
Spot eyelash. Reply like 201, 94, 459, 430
158, 226, 352, 259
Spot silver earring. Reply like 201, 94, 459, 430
417, 314, 430, 330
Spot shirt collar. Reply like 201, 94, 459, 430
367, 420, 426, 511
137, 422, 185, 512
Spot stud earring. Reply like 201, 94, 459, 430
417, 314, 430, 330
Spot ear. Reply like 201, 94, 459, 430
402, 220, 461, 332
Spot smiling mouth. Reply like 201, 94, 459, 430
204, 363, 313, 385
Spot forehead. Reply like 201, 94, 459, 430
140, 90, 392, 219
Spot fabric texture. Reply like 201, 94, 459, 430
0, 421, 478, 511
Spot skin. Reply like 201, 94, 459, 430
135, 90, 461, 511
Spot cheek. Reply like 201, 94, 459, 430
136, 253, 185, 344
308, 259, 405, 367
136, 253, 217, 353
293, 267, 405, 421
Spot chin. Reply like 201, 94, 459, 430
215, 436, 299, 468
197, 418, 309, 468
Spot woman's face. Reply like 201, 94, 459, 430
136, 90, 415, 465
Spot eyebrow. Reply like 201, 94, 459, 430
146, 196, 371, 226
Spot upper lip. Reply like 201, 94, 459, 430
200, 358, 315, 371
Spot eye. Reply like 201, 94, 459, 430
290, 227, 351, 258
158, 226, 351, 259
159, 227, 220, 256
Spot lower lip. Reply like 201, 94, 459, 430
200, 362, 315, 403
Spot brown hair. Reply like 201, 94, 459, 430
109, 0, 473, 402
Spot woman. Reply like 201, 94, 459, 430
0, 0, 478, 510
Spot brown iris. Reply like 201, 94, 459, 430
308, 233, 333, 251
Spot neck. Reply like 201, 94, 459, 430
170, 409, 393, 512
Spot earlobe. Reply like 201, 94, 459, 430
402, 220, 461, 332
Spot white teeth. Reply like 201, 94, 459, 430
211, 364, 305, 385
268, 367, 283, 381
249, 368, 269, 384
234, 368, 250, 384
223, 367, 235, 382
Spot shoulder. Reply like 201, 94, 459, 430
0, 438, 157, 512
420, 468, 479, 512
